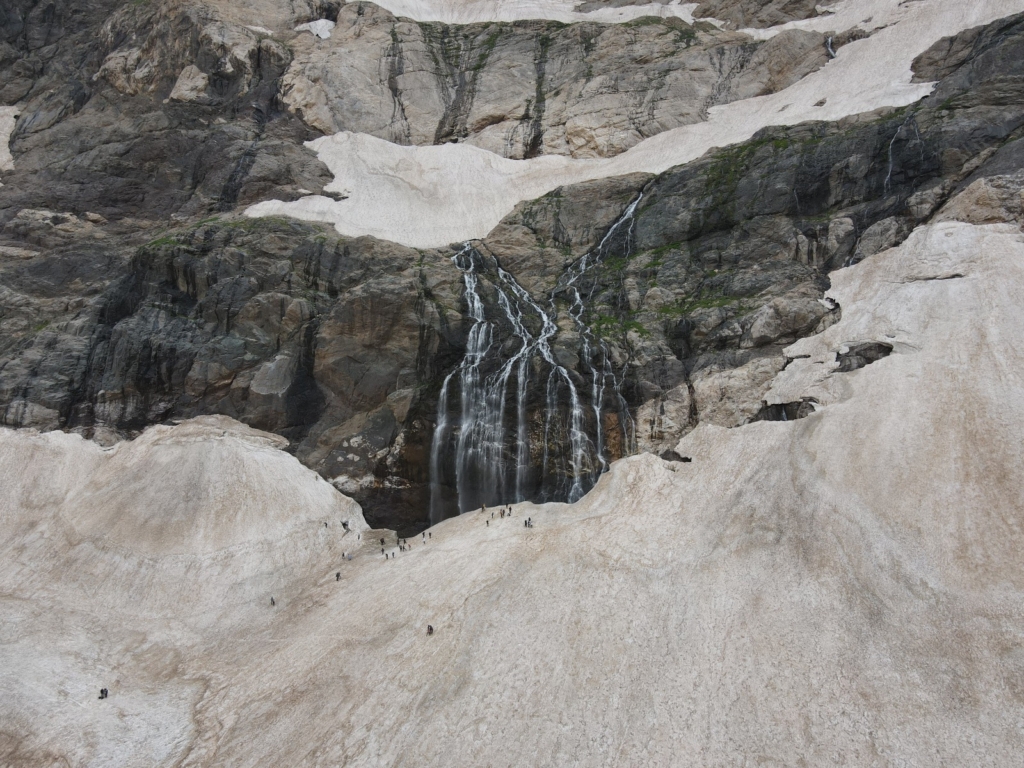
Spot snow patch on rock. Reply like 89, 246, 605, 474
295, 19, 336, 38
359, 0, 701, 24
0, 105, 18, 178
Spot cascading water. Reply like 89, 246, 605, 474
429, 193, 645, 523
556, 192, 643, 482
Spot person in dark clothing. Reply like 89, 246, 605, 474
427, 625, 434, 636
270, 597, 275, 606
336, 572, 341, 581
99, 688, 108, 699
380, 537, 385, 546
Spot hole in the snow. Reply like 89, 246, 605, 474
660, 450, 692, 463
835, 341, 893, 373
752, 398, 818, 422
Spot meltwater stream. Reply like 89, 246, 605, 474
429, 193, 643, 523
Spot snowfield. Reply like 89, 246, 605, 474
4, 218, 1024, 764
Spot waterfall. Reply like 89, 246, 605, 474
428, 372, 454, 522
557, 191, 644, 486
429, 191, 645, 520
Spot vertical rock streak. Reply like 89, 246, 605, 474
430, 194, 644, 520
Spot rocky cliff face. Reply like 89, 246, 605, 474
280, 2, 828, 158
691, 0, 823, 28
2, 3, 1024, 533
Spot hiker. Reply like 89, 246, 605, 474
380, 537, 385, 546
98, 688, 108, 700
336, 572, 341, 581
270, 597, 275, 607
427, 625, 434, 636
486, 520, 489, 527
324, 521, 328, 528
429, 532, 431, 538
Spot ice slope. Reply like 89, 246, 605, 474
247, 0, 1024, 247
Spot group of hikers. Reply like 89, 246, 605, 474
382, 531, 430, 560
263, 505, 546, 640
483, 503, 533, 529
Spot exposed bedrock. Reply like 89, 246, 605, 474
280, 2, 829, 158
2, 12, 1024, 532
0, 0, 336, 226
691, 0, 825, 29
